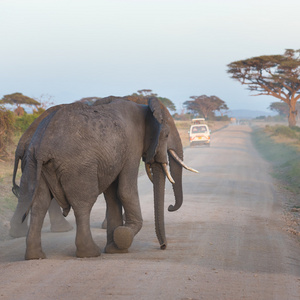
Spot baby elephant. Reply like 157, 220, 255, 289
10, 105, 73, 238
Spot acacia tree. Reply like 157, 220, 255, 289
184, 95, 228, 119
0, 92, 41, 115
227, 49, 300, 127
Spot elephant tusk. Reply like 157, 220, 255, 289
162, 163, 175, 184
168, 149, 199, 173
145, 163, 153, 183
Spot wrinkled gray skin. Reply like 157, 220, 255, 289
9, 105, 73, 238
21, 97, 185, 259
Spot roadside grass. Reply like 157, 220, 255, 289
252, 125, 300, 237
252, 125, 300, 196
0, 161, 18, 214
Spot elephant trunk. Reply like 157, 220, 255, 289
167, 153, 183, 212
152, 162, 167, 250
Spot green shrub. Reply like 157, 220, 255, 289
291, 126, 300, 132
271, 125, 298, 139
14, 112, 39, 134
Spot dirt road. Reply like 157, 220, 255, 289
1, 125, 300, 300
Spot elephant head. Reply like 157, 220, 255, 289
143, 97, 198, 249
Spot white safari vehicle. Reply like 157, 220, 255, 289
189, 119, 210, 146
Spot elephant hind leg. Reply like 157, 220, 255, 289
73, 205, 101, 258
60, 168, 100, 258
25, 178, 52, 260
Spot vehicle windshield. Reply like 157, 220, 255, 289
191, 126, 207, 133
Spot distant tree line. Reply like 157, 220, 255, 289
77, 89, 177, 112
78, 91, 230, 121
0, 90, 230, 159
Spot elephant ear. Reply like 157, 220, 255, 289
148, 97, 164, 124
144, 98, 165, 164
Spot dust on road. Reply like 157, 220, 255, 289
1, 125, 300, 300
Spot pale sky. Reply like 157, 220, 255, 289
1, 0, 299, 113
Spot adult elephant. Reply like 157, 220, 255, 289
9, 104, 73, 238
20, 97, 197, 259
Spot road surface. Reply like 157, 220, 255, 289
1, 125, 300, 300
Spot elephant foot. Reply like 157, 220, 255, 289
76, 243, 101, 258
50, 219, 73, 233
113, 226, 134, 250
9, 223, 28, 238
104, 242, 129, 254
25, 248, 46, 260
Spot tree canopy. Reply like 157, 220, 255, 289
227, 49, 300, 126
0, 92, 40, 108
183, 95, 228, 119
269, 101, 300, 118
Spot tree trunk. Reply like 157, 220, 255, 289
288, 100, 297, 127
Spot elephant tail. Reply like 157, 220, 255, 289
12, 155, 20, 198
22, 159, 43, 223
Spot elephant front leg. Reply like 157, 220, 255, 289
115, 189, 143, 250
73, 207, 101, 258
104, 182, 129, 254
105, 177, 143, 253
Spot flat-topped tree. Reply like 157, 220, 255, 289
227, 49, 300, 127
0, 93, 41, 112
184, 95, 228, 119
